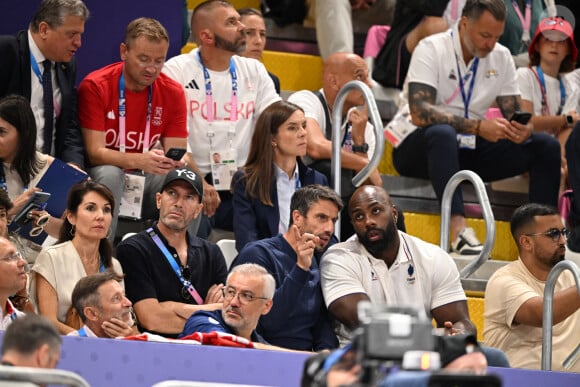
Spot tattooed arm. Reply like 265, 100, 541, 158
408, 82, 480, 134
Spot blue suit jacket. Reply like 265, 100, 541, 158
232, 158, 328, 252
0, 30, 85, 168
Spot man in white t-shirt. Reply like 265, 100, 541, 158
163, 0, 280, 237
484, 203, 580, 371
387, 0, 561, 255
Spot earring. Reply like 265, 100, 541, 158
69, 224, 76, 237
106, 228, 112, 239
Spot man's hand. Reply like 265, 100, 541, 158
506, 119, 533, 144
292, 225, 318, 271
442, 321, 466, 336
140, 149, 180, 175
102, 317, 134, 338
202, 180, 221, 217
204, 283, 225, 304
348, 106, 368, 145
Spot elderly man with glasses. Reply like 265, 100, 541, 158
484, 203, 580, 371
179, 263, 273, 344
0, 237, 27, 330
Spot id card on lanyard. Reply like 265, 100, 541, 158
451, 31, 479, 149
118, 68, 151, 219
198, 51, 239, 191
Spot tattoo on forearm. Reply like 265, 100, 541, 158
408, 82, 478, 134
496, 95, 520, 119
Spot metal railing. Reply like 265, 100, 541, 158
541, 260, 580, 371
330, 80, 384, 238
439, 170, 495, 278
0, 365, 90, 387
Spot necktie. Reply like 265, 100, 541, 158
42, 60, 54, 154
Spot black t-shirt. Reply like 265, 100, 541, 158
116, 224, 228, 336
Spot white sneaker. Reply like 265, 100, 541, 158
451, 227, 483, 255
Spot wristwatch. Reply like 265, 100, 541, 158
564, 114, 574, 128
352, 143, 369, 153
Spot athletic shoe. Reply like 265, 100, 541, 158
451, 227, 483, 255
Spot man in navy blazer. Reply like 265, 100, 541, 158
232, 158, 329, 252
0, 0, 89, 169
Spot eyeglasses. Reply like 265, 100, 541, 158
0, 251, 24, 263
524, 228, 569, 242
221, 287, 268, 304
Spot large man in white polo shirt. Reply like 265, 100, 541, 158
385, 0, 560, 255
320, 185, 509, 366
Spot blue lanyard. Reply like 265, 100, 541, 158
196, 51, 238, 123
118, 68, 153, 153
29, 51, 44, 84
0, 175, 27, 193
533, 66, 566, 116
77, 326, 88, 337
99, 256, 105, 273
146, 227, 204, 305
451, 31, 479, 118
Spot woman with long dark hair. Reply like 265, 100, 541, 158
31, 180, 122, 334
232, 100, 328, 251
0, 95, 62, 261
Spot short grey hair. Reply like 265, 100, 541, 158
30, 0, 90, 32
228, 263, 276, 299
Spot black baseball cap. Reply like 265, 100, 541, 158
160, 168, 203, 200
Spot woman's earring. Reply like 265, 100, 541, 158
69, 224, 76, 237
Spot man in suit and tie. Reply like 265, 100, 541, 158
0, 0, 89, 169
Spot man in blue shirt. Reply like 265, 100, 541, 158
180, 263, 274, 344
231, 185, 342, 351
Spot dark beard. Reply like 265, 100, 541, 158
214, 32, 245, 54
357, 219, 398, 257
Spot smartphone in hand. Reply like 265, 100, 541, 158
509, 111, 532, 125
165, 148, 186, 161
10, 192, 51, 227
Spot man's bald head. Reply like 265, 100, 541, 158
348, 185, 392, 216
190, 0, 232, 44
322, 52, 370, 111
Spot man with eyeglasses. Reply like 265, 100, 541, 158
68, 271, 136, 338
484, 203, 580, 371
116, 168, 227, 338
0, 237, 27, 330
231, 185, 341, 351
179, 263, 273, 343
78, 17, 188, 241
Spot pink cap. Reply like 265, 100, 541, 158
528, 17, 578, 63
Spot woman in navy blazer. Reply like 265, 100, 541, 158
233, 101, 328, 252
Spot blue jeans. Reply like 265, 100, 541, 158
393, 125, 561, 215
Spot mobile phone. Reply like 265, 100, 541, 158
509, 111, 532, 125
165, 147, 186, 161
10, 192, 51, 227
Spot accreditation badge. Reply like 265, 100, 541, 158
119, 172, 146, 219
210, 149, 237, 191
